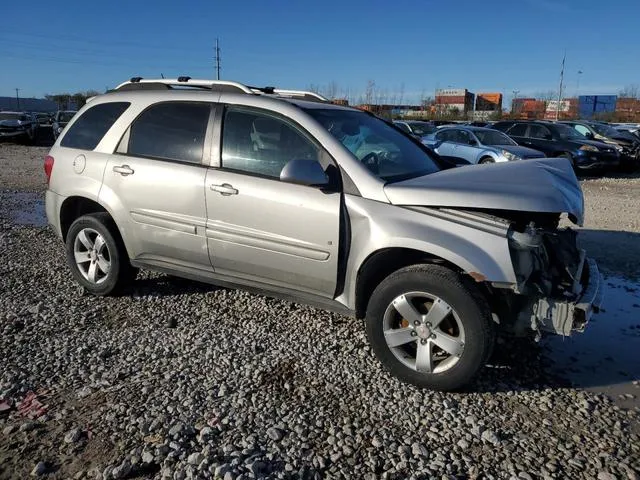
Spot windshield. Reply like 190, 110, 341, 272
408, 122, 435, 136
556, 124, 585, 140
590, 123, 619, 137
474, 130, 517, 146
58, 111, 76, 122
0, 113, 24, 121
305, 108, 441, 182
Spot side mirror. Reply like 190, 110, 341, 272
468, 138, 477, 146
584, 131, 594, 139
280, 159, 329, 187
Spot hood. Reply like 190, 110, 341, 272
497, 144, 545, 159
384, 158, 584, 225
0, 120, 21, 128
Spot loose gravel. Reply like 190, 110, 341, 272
1, 143, 639, 479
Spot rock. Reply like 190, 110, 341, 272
411, 442, 429, 457
266, 427, 284, 441
168, 423, 184, 438
64, 427, 83, 443
142, 451, 154, 464
3, 425, 16, 435
372, 436, 384, 448
20, 421, 37, 432
187, 452, 204, 465
223, 472, 236, 480
457, 439, 470, 449
481, 429, 500, 445
30, 461, 47, 476
111, 461, 131, 479
597, 473, 617, 480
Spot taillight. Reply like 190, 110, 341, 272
44, 155, 54, 185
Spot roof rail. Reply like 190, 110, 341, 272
113, 78, 329, 102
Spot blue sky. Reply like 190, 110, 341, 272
1, 0, 639, 105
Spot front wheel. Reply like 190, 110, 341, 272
365, 264, 494, 391
65, 213, 136, 296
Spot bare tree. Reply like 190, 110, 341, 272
619, 84, 640, 99
364, 80, 376, 105
324, 81, 339, 100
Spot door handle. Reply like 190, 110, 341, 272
210, 183, 238, 196
113, 165, 134, 176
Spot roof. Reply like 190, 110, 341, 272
99, 77, 357, 113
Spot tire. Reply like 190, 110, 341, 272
65, 213, 136, 296
365, 264, 494, 391
479, 157, 495, 164
557, 152, 576, 170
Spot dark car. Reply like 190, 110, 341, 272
393, 120, 436, 140
35, 112, 53, 127
560, 120, 640, 171
0, 111, 38, 143
52, 110, 77, 139
492, 120, 619, 172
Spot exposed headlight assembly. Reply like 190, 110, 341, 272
579, 145, 598, 152
501, 150, 521, 161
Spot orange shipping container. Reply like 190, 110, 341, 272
477, 93, 502, 104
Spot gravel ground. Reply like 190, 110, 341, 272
1, 142, 639, 479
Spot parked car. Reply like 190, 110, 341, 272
492, 120, 619, 172
44, 77, 602, 391
423, 126, 545, 165
35, 112, 53, 127
612, 123, 640, 141
0, 111, 38, 143
52, 110, 77, 139
560, 120, 640, 171
393, 120, 436, 140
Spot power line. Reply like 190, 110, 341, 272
0, 31, 197, 52
0, 51, 211, 71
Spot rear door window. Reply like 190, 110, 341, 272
528, 125, 552, 140
60, 102, 130, 150
507, 123, 528, 137
128, 102, 211, 164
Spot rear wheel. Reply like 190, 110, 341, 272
65, 213, 136, 296
365, 264, 494, 391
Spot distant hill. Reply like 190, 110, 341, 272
0, 97, 58, 112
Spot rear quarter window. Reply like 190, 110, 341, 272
60, 102, 130, 150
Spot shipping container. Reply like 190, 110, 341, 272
578, 95, 617, 118
435, 95, 467, 104
476, 93, 503, 111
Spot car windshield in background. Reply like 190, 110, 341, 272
591, 123, 620, 137
474, 130, 517, 146
0, 113, 23, 121
409, 123, 436, 136
59, 112, 76, 122
305, 108, 441, 182
556, 124, 585, 140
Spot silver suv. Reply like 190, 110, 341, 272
44, 78, 603, 391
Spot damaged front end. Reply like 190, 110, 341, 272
503, 213, 604, 337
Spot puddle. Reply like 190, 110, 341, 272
544, 275, 640, 407
0, 191, 47, 227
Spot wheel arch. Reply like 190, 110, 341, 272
354, 247, 473, 319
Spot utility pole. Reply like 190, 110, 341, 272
15, 88, 20, 110
556, 52, 566, 121
214, 38, 221, 80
